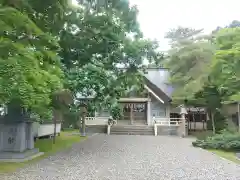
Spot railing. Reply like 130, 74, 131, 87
85, 117, 95, 121
85, 117, 108, 125
153, 118, 187, 136
153, 118, 185, 126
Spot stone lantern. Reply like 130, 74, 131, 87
79, 102, 88, 137
180, 104, 188, 137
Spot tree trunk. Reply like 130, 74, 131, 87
53, 109, 57, 144
211, 112, 216, 134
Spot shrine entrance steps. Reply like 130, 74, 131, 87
110, 125, 154, 136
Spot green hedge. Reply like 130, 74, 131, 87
192, 130, 240, 151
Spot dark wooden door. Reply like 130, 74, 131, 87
122, 102, 147, 122
132, 102, 147, 121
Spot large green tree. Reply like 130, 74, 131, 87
0, 0, 65, 118
165, 25, 240, 133
1, 0, 161, 120
164, 26, 227, 133
59, 1, 162, 111
211, 27, 240, 102
164, 27, 215, 101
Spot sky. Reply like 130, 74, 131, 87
130, 0, 240, 50
72, 0, 240, 50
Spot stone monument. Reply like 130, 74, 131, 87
0, 103, 43, 162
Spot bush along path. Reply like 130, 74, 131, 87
192, 130, 240, 163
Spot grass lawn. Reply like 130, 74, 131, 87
209, 149, 240, 164
0, 131, 85, 173
62, 128, 79, 132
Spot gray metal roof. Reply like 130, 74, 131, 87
144, 68, 173, 97
77, 68, 173, 99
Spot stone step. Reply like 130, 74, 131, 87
111, 127, 154, 130
110, 125, 154, 135
0, 148, 39, 159
110, 131, 154, 135
110, 129, 154, 132
112, 125, 153, 128
112, 129, 153, 131
86, 125, 107, 134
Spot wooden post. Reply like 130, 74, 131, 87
189, 114, 192, 130
201, 113, 204, 130
193, 112, 196, 131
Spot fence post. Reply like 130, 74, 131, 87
107, 125, 110, 135
154, 124, 157, 136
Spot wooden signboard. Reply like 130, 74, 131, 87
187, 107, 206, 112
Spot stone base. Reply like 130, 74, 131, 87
0, 148, 44, 162
157, 126, 178, 136
86, 125, 107, 134
236, 153, 240, 160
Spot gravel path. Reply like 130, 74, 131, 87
1, 134, 240, 180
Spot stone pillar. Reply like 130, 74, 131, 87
154, 124, 157, 136
166, 105, 170, 118
17, 123, 26, 152
26, 123, 34, 149
80, 106, 87, 137
147, 99, 151, 125
180, 106, 187, 137
81, 114, 86, 137
107, 125, 110, 135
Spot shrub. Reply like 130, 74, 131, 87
190, 130, 213, 140
192, 130, 240, 151
207, 111, 227, 132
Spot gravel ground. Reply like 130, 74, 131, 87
1, 134, 240, 180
